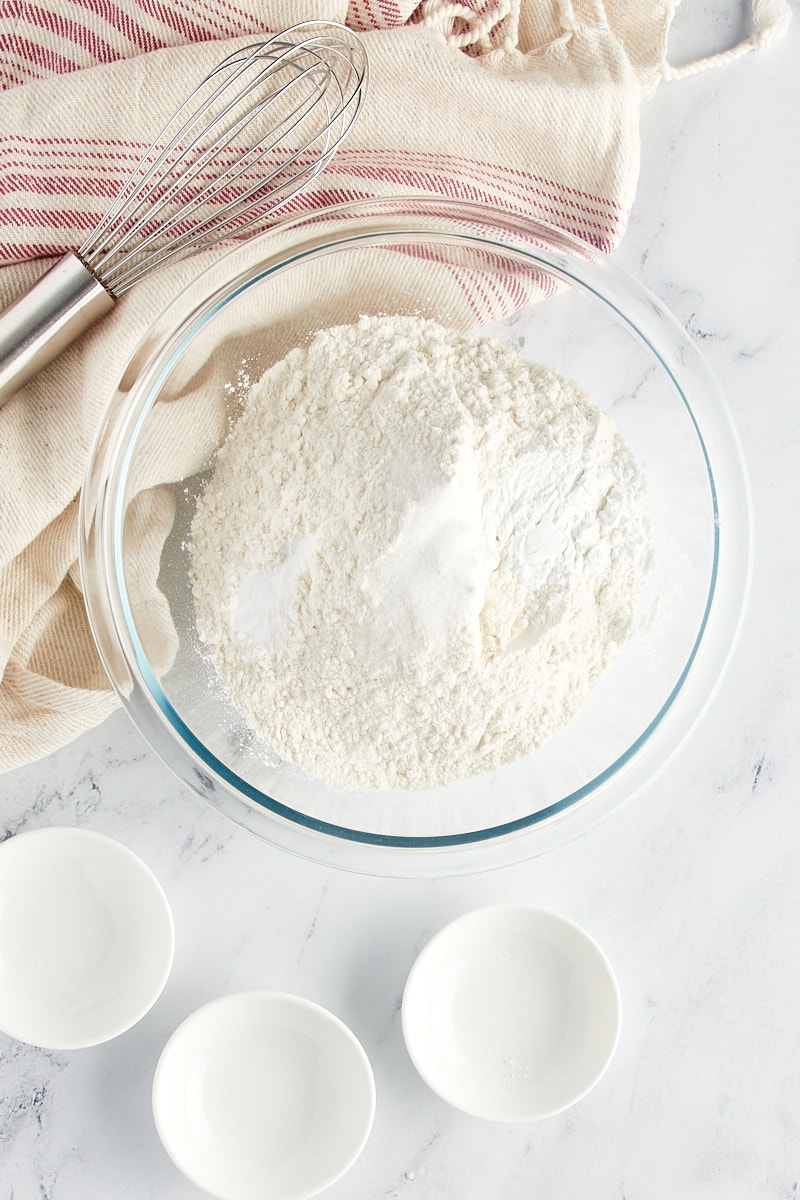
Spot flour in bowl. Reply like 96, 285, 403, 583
190, 314, 652, 790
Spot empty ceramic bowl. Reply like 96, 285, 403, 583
152, 991, 376, 1200
0, 826, 174, 1049
402, 905, 620, 1121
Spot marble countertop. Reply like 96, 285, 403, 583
2, 9, 799, 1199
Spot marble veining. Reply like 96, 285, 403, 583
2, 9, 800, 1199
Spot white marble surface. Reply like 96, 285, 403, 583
2, 9, 800, 1199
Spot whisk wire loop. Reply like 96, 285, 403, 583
79, 21, 368, 296
86, 36, 328, 257
99, 54, 331, 275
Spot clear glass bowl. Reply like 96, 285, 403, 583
80, 197, 752, 876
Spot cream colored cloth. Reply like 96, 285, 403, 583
0, 0, 789, 770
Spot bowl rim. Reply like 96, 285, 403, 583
80, 195, 753, 876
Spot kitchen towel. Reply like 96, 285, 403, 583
0, 0, 790, 771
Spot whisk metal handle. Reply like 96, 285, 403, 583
0, 253, 115, 407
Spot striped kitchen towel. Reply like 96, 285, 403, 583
0, 0, 790, 770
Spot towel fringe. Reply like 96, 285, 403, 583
662, 0, 791, 80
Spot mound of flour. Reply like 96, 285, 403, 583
190, 314, 652, 791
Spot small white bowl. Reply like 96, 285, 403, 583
152, 991, 376, 1200
0, 826, 174, 1049
402, 905, 621, 1122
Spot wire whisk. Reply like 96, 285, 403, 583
0, 21, 368, 404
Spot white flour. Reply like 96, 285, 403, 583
190, 314, 652, 791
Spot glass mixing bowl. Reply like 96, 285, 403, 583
80, 197, 752, 876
